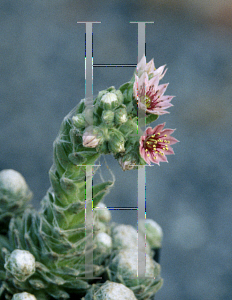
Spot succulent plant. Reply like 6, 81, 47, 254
0, 170, 33, 235
0, 55, 178, 299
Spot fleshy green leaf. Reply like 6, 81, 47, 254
146, 114, 159, 125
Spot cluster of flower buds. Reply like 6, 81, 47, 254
71, 56, 178, 171
72, 87, 130, 157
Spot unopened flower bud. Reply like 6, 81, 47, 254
100, 90, 122, 110
102, 110, 115, 126
138, 219, 163, 248
95, 232, 112, 253
72, 114, 85, 129
4, 250, 36, 282
82, 126, 102, 148
112, 224, 151, 254
110, 249, 161, 287
108, 129, 125, 153
12, 292, 37, 300
114, 107, 127, 125
85, 281, 137, 300
0, 169, 32, 203
95, 202, 111, 223
94, 221, 107, 233
84, 106, 95, 125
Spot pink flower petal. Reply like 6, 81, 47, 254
157, 102, 173, 108
145, 127, 154, 136
168, 137, 180, 145
140, 72, 149, 89
145, 58, 155, 74
140, 147, 146, 158
156, 83, 169, 98
164, 147, 174, 155
150, 156, 160, 165
137, 55, 146, 71
152, 65, 167, 80
160, 129, 175, 136
161, 95, 175, 102
148, 74, 160, 91
142, 152, 151, 165
153, 123, 166, 134
146, 108, 167, 115
133, 75, 139, 98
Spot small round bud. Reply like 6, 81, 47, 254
72, 114, 85, 129
84, 106, 95, 125
95, 232, 112, 253
0, 169, 32, 203
101, 110, 115, 126
0, 169, 32, 234
94, 221, 107, 233
12, 292, 37, 300
108, 129, 125, 153
138, 219, 163, 248
95, 202, 111, 223
100, 92, 119, 110
99, 89, 123, 110
4, 249, 36, 282
114, 107, 128, 125
110, 249, 161, 288
85, 281, 137, 300
112, 224, 151, 254
82, 126, 103, 148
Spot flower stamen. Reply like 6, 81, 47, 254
139, 124, 179, 165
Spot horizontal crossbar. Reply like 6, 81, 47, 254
93, 206, 138, 210
93, 64, 137, 67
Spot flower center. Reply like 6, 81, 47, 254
143, 133, 170, 156
143, 95, 151, 108
144, 134, 157, 151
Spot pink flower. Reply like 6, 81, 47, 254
139, 123, 179, 166
136, 55, 167, 80
133, 71, 174, 115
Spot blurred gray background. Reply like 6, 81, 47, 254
1, 1, 232, 299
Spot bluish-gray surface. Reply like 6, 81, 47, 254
1, 1, 232, 299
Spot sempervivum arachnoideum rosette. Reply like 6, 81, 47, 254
0, 55, 178, 300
